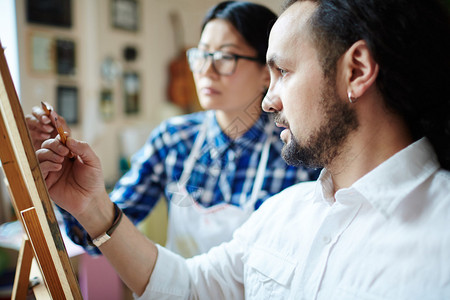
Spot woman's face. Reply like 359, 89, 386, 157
194, 19, 269, 114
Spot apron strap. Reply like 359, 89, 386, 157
239, 117, 273, 208
178, 112, 210, 186
245, 132, 271, 207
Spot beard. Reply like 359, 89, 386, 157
279, 82, 359, 169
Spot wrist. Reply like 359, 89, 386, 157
87, 202, 123, 247
77, 191, 115, 240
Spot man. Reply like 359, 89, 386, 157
38, 0, 450, 299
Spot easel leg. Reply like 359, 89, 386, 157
20, 207, 66, 299
30, 259, 50, 299
11, 236, 33, 299
0, 41, 81, 299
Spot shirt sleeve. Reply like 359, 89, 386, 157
136, 245, 190, 300
137, 240, 246, 300
137, 192, 281, 300
58, 207, 102, 255
110, 125, 169, 224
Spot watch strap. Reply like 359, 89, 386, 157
87, 202, 123, 247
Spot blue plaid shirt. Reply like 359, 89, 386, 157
60, 110, 320, 254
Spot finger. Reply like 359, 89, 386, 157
36, 146, 64, 179
39, 160, 63, 178
41, 138, 71, 157
29, 127, 51, 141
49, 111, 72, 138
31, 106, 52, 125
57, 115, 71, 134
49, 110, 59, 128
27, 111, 54, 133
66, 137, 100, 168
33, 133, 51, 143
36, 147, 65, 164
31, 132, 51, 143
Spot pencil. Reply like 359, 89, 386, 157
41, 101, 74, 158
41, 101, 51, 116
53, 116, 75, 159
41, 101, 68, 145
54, 116, 68, 145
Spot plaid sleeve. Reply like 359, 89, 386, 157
110, 124, 169, 224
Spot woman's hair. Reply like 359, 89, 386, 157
201, 1, 278, 65
283, 0, 450, 170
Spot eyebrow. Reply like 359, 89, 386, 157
198, 42, 241, 51
267, 55, 279, 69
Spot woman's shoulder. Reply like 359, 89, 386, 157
151, 111, 207, 139
162, 111, 206, 130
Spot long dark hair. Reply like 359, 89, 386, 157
201, 1, 277, 65
283, 0, 450, 170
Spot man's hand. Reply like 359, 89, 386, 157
37, 135, 106, 218
26, 103, 71, 150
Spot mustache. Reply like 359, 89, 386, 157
274, 112, 289, 128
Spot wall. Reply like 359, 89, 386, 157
0, 0, 18, 224
15, 0, 283, 185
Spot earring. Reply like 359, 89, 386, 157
348, 91, 357, 103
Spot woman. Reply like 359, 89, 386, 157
27, 1, 320, 258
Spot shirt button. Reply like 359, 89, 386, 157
322, 236, 331, 244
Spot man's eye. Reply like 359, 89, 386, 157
278, 68, 287, 77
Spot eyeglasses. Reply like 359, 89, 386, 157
186, 47, 260, 76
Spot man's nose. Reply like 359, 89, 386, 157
262, 89, 282, 113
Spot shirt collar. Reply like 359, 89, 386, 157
313, 138, 440, 216
314, 169, 335, 205
352, 137, 439, 217
205, 111, 271, 157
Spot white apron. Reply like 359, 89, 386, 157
165, 112, 272, 258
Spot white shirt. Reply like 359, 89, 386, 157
138, 138, 450, 300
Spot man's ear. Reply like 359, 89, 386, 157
342, 40, 379, 98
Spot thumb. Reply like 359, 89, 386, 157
66, 137, 101, 168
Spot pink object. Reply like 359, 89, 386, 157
78, 253, 123, 299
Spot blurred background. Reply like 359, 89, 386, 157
0, 0, 281, 188
4, 0, 448, 299
0, 0, 282, 299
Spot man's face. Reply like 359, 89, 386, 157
263, 1, 358, 168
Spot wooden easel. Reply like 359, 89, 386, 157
0, 41, 82, 299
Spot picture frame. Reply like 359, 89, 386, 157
100, 89, 114, 121
56, 86, 78, 125
123, 71, 140, 114
26, 0, 72, 28
111, 0, 139, 31
29, 32, 54, 75
56, 38, 76, 76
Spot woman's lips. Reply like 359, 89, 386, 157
201, 87, 220, 95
